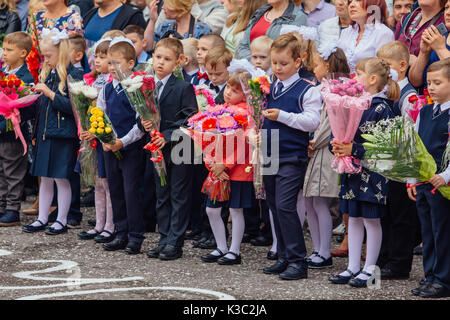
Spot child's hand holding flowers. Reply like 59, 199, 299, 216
331, 141, 353, 157
35, 83, 55, 100
80, 130, 95, 141
263, 108, 280, 121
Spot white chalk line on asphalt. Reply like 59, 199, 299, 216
17, 287, 236, 300
0, 249, 12, 256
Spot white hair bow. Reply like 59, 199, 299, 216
279, 25, 318, 41
389, 69, 399, 82
227, 59, 267, 79
93, 37, 112, 53
41, 28, 69, 45
317, 40, 339, 61
109, 36, 135, 49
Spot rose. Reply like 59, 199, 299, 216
143, 76, 155, 90
408, 95, 419, 103
14, 80, 22, 87
7, 81, 14, 88
0, 80, 7, 87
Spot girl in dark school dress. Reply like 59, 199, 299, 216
22, 28, 84, 235
329, 58, 399, 287
77, 38, 115, 243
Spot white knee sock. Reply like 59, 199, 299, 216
32, 177, 54, 226
313, 196, 332, 262
226, 208, 245, 258
51, 178, 71, 230
269, 209, 277, 253
340, 217, 364, 277
296, 189, 306, 226
305, 197, 320, 258
101, 178, 114, 234
206, 207, 228, 256
93, 178, 106, 234
357, 218, 382, 280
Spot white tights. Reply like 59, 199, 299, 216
91, 177, 114, 236
305, 196, 332, 262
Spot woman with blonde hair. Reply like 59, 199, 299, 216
0, 0, 21, 34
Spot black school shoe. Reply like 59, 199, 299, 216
329, 269, 361, 284
185, 229, 202, 240
103, 238, 128, 251
0, 210, 21, 227
159, 245, 183, 260
198, 235, 217, 249
419, 283, 450, 298
77, 229, 100, 240
22, 220, 48, 233
263, 259, 289, 275
267, 251, 278, 260
45, 221, 68, 235
217, 252, 241, 265
412, 282, 432, 296
94, 230, 115, 243
147, 244, 166, 258
192, 233, 210, 248
348, 271, 372, 288
307, 255, 333, 269
125, 241, 142, 255
250, 235, 272, 246
279, 263, 308, 280
380, 267, 410, 280
201, 249, 226, 263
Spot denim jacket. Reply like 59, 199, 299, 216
236, 1, 307, 60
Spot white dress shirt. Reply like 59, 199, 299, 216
275, 72, 323, 133
398, 78, 416, 117
96, 78, 144, 148
338, 22, 395, 74
3, 64, 23, 74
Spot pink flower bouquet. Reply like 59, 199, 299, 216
321, 75, 372, 174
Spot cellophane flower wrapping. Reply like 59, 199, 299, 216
194, 84, 216, 111
182, 103, 250, 202
0, 72, 41, 155
362, 116, 450, 199
320, 75, 372, 174
404, 93, 432, 123
120, 71, 166, 185
88, 106, 122, 160
239, 72, 270, 199
78, 140, 98, 187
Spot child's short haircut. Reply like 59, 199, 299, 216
376, 41, 410, 65
181, 38, 199, 66
428, 57, 450, 80
123, 25, 145, 40
95, 40, 111, 56
227, 70, 245, 90
205, 46, 232, 69
108, 41, 136, 61
271, 33, 301, 60
250, 36, 273, 52
3, 31, 33, 54
199, 34, 225, 48
102, 30, 126, 39
69, 33, 87, 53
155, 37, 184, 59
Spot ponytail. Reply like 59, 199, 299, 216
386, 78, 400, 102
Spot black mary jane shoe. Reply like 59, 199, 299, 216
77, 229, 101, 240
22, 220, 48, 233
201, 248, 226, 263
94, 230, 115, 243
217, 251, 241, 265
267, 250, 278, 260
305, 251, 318, 263
348, 271, 372, 288
45, 221, 68, 235
329, 269, 360, 284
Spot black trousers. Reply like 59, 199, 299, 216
104, 143, 146, 244
243, 199, 272, 239
189, 163, 209, 232
141, 157, 157, 232
377, 181, 421, 273
263, 158, 307, 264
155, 157, 193, 248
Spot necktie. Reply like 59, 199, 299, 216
197, 71, 208, 80
433, 104, 441, 118
154, 81, 163, 105
209, 83, 220, 93
276, 81, 284, 96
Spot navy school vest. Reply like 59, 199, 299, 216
263, 77, 312, 159
393, 81, 417, 116
418, 104, 450, 172
104, 82, 137, 146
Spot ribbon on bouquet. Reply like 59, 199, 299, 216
143, 129, 166, 186
5, 108, 27, 155
406, 181, 450, 195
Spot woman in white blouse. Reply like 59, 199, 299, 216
338, 0, 395, 74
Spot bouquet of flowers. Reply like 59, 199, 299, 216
405, 89, 434, 123
321, 74, 372, 174
362, 117, 450, 199
0, 72, 41, 154
121, 71, 166, 186
239, 71, 271, 199
194, 84, 216, 111
182, 103, 250, 202
137, 58, 183, 80
26, 13, 42, 83
88, 106, 122, 160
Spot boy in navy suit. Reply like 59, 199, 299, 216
97, 37, 147, 254
141, 38, 198, 260
192, 34, 225, 86
407, 58, 450, 298
0, 32, 35, 227
124, 25, 150, 64
204, 46, 232, 105
261, 33, 322, 280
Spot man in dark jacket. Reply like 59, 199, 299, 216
84, 0, 147, 45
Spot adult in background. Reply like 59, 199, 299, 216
395, 0, 446, 65
69, 0, 95, 18
145, 0, 212, 50
409, 0, 450, 87
300, 0, 337, 28
317, 0, 351, 48
338, 0, 394, 75
15, 0, 28, 31
0, 0, 21, 34
236, 0, 308, 60
153, 0, 228, 35
221, 0, 266, 55
83, 0, 146, 46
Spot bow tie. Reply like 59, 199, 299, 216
209, 83, 220, 93
197, 72, 209, 80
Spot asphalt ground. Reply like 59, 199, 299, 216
0, 196, 448, 302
